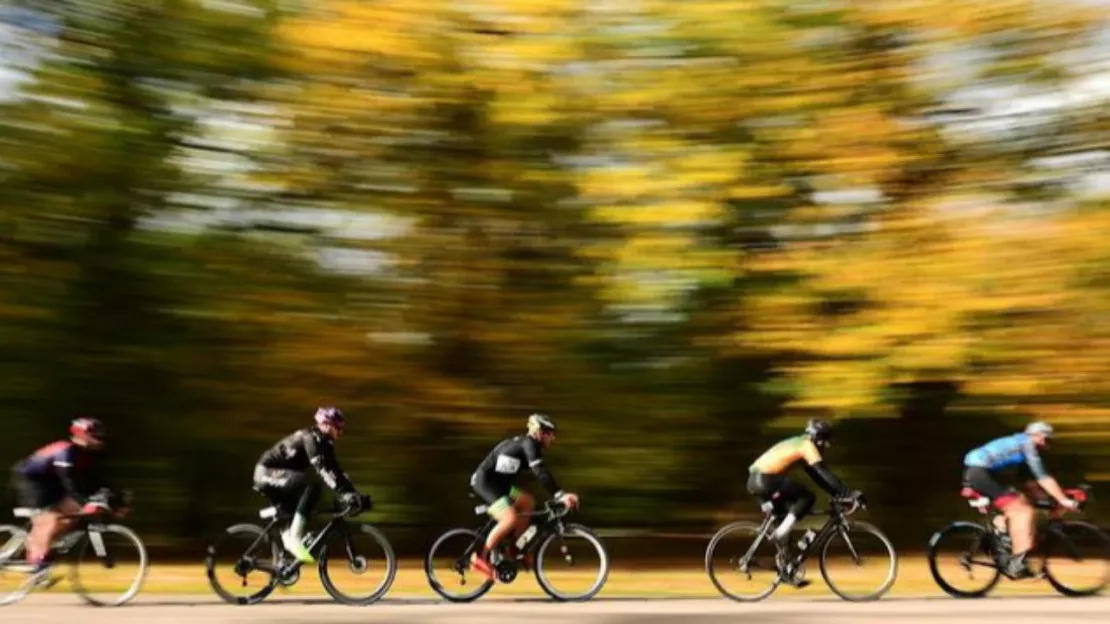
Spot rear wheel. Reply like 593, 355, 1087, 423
705, 521, 780, 602
205, 523, 279, 605
425, 528, 494, 602
927, 522, 1001, 598
1042, 521, 1110, 597
0, 524, 32, 607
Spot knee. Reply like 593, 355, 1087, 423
516, 493, 535, 511
498, 506, 519, 526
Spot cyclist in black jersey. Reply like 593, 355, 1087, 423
253, 406, 367, 563
468, 413, 579, 580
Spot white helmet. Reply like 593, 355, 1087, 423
1025, 421, 1054, 438
527, 413, 556, 434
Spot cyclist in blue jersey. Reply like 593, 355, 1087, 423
9, 418, 112, 582
963, 421, 1079, 578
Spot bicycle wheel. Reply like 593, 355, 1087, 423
319, 523, 398, 605
425, 528, 494, 602
819, 521, 897, 601
534, 524, 610, 602
70, 524, 149, 607
0, 525, 32, 607
205, 523, 280, 605
1042, 520, 1110, 597
927, 522, 1001, 598
705, 521, 780, 602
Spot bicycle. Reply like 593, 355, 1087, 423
0, 492, 148, 607
425, 495, 610, 602
705, 493, 898, 602
927, 483, 1109, 598
204, 493, 396, 605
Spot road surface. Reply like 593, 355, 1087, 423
4, 595, 1109, 623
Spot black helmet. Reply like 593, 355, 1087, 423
804, 418, 832, 444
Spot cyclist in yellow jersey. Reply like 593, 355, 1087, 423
749, 419, 856, 546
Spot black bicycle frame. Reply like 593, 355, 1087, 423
239, 510, 351, 576
458, 504, 567, 568
744, 504, 858, 570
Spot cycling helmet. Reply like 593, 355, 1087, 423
804, 418, 832, 444
1025, 421, 1054, 438
70, 417, 106, 442
527, 413, 556, 434
314, 406, 346, 429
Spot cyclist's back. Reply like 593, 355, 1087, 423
964, 433, 1040, 474
750, 435, 822, 476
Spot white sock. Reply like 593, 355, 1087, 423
773, 513, 798, 540
287, 514, 307, 541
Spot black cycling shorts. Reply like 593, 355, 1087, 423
747, 471, 815, 517
11, 473, 66, 509
253, 465, 315, 512
963, 466, 1017, 501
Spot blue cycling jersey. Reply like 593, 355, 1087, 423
964, 433, 1048, 480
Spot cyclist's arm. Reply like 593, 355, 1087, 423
523, 440, 563, 498
53, 449, 84, 503
303, 433, 356, 494
1024, 440, 1069, 503
800, 440, 848, 496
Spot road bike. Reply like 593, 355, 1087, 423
425, 496, 610, 602
927, 483, 1109, 597
706, 493, 897, 602
0, 492, 147, 607
205, 494, 396, 605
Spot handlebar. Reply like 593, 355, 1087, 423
1037, 484, 1091, 515
830, 493, 867, 517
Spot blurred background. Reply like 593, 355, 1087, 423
1, 0, 1108, 560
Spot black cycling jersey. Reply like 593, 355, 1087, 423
473, 434, 562, 497
257, 427, 354, 494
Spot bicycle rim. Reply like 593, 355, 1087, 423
1043, 521, 1110, 597
205, 523, 279, 605
0, 525, 32, 607
705, 521, 780, 602
819, 521, 897, 601
318, 523, 398, 605
534, 524, 609, 601
425, 528, 494, 602
927, 522, 1001, 598
70, 524, 149, 607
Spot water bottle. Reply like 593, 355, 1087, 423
516, 524, 538, 550
796, 529, 817, 552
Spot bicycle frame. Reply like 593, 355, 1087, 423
456, 502, 570, 572
235, 508, 353, 577
740, 499, 863, 574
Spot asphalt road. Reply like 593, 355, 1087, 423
4, 595, 1109, 623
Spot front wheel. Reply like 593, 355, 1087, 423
425, 528, 494, 602
705, 521, 780, 602
318, 523, 398, 605
927, 522, 1001, 598
534, 524, 610, 602
70, 524, 149, 607
818, 521, 897, 601
1042, 520, 1110, 597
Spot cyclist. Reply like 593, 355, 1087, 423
10, 417, 112, 582
963, 421, 1078, 578
748, 419, 857, 569
253, 406, 368, 563
468, 413, 579, 581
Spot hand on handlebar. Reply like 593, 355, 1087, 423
556, 492, 580, 510
1058, 497, 1080, 512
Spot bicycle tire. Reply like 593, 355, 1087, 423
70, 523, 149, 607
0, 524, 31, 607
318, 523, 398, 605
705, 521, 780, 602
818, 520, 898, 601
927, 522, 1001, 598
1042, 520, 1110, 597
205, 523, 279, 605
425, 528, 494, 602
533, 523, 610, 602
